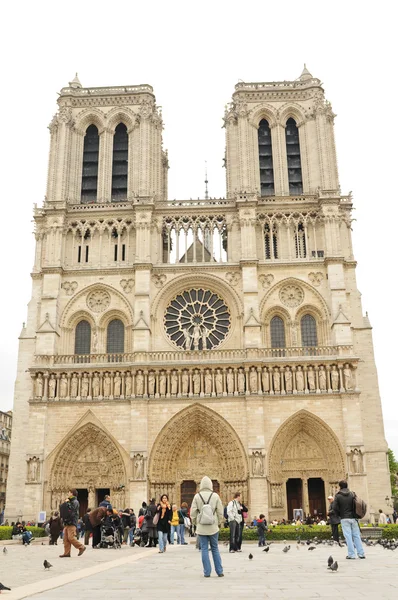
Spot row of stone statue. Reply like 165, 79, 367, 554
33, 363, 355, 399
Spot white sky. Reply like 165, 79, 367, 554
1, 1, 396, 458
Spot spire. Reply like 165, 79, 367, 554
204, 161, 209, 200
69, 73, 82, 89
299, 64, 313, 81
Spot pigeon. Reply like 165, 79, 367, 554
2, 548, 7, 555
263, 546, 269, 553
0, 583, 11, 591
327, 555, 334, 568
308, 546, 316, 551
43, 560, 53, 570
248, 553, 253, 560
330, 561, 338, 572
282, 545, 290, 553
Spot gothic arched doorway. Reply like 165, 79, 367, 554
268, 410, 345, 520
148, 404, 248, 505
48, 422, 127, 511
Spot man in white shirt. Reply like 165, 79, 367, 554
227, 492, 242, 553
378, 509, 387, 524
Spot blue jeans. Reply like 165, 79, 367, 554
199, 533, 223, 577
128, 527, 135, 545
22, 531, 33, 545
158, 531, 168, 552
341, 519, 365, 558
258, 532, 265, 546
170, 525, 180, 544
178, 524, 186, 544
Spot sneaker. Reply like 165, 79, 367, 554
346, 556, 355, 559
359, 555, 366, 559
204, 575, 211, 578
59, 554, 71, 558
218, 574, 224, 577
78, 547, 86, 557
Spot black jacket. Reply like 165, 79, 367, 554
67, 496, 80, 527
327, 502, 341, 525
332, 488, 355, 520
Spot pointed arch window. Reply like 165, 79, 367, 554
301, 314, 318, 347
75, 320, 91, 355
81, 125, 99, 203
295, 222, 307, 258
270, 316, 286, 348
258, 119, 274, 196
285, 118, 303, 195
111, 123, 128, 200
107, 319, 125, 354
264, 223, 278, 259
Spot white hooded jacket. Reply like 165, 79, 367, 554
190, 476, 224, 536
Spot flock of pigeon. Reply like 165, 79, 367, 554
0, 547, 54, 593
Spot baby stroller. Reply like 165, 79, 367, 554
132, 527, 145, 547
99, 523, 122, 549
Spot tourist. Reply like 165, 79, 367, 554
89, 506, 107, 548
99, 494, 112, 509
138, 501, 147, 517
59, 489, 86, 557
145, 498, 158, 548
128, 509, 136, 546
393, 509, 397, 524
237, 499, 248, 551
156, 494, 172, 553
49, 511, 62, 545
227, 492, 242, 553
190, 475, 224, 578
170, 504, 180, 544
121, 508, 132, 544
378, 508, 387, 524
252, 516, 258, 526
257, 514, 268, 547
82, 508, 92, 545
178, 502, 189, 545
332, 480, 365, 559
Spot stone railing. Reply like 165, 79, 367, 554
31, 360, 357, 402
34, 345, 354, 367
60, 84, 154, 96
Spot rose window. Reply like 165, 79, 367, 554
164, 289, 231, 350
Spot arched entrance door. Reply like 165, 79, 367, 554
181, 481, 197, 506
149, 404, 248, 505
268, 410, 345, 520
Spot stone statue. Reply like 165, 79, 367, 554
215, 369, 223, 395
204, 369, 212, 394
36, 374, 43, 398
71, 374, 78, 398
193, 370, 201, 394
81, 374, 89, 398
226, 368, 234, 394
92, 328, 98, 353
351, 448, 363, 474
159, 372, 167, 396
48, 374, 56, 398
171, 371, 178, 395
136, 371, 144, 395
201, 327, 209, 350
125, 373, 132, 397
134, 454, 144, 479
271, 485, 277, 507
183, 328, 191, 350
59, 374, 68, 398
114, 372, 121, 396
296, 367, 304, 392
285, 368, 293, 393
331, 365, 339, 391
261, 368, 269, 393
319, 366, 327, 391
148, 372, 155, 396
28, 457, 39, 483
238, 368, 245, 393
92, 373, 100, 397
192, 324, 201, 350
103, 373, 111, 396
273, 368, 281, 393
249, 367, 258, 393
344, 364, 353, 391
182, 371, 189, 394
252, 452, 263, 476
307, 367, 315, 391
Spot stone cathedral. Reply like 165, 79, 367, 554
6, 67, 391, 523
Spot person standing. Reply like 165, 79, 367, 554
99, 494, 112, 509
128, 509, 136, 546
190, 476, 224, 578
237, 500, 248, 552
256, 514, 267, 547
378, 509, 387, 524
227, 492, 242, 553
49, 511, 63, 545
82, 508, 92, 545
145, 498, 158, 548
170, 504, 180, 544
59, 489, 86, 557
156, 494, 172, 553
178, 502, 189, 545
332, 480, 365, 559
88, 506, 107, 548
327, 495, 340, 543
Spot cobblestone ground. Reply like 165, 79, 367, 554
1, 541, 397, 599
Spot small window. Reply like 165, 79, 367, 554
114, 244, 118, 261
122, 244, 126, 261
285, 118, 303, 195
85, 246, 89, 263
78, 246, 82, 263
258, 119, 274, 196
81, 125, 99, 203
75, 320, 91, 355
111, 123, 128, 200
107, 319, 125, 354
301, 314, 318, 347
270, 316, 286, 348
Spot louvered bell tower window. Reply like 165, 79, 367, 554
111, 124, 128, 201
258, 119, 274, 196
81, 125, 99, 203
286, 118, 303, 195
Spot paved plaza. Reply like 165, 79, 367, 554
0, 540, 397, 599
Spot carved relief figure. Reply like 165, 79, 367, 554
204, 369, 212, 394
171, 371, 178, 395
307, 366, 315, 391
273, 368, 281, 393
192, 324, 201, 350
125, 373, 132, 397
71, 374, 78, 398
183, 328, 191, 350
285, 367, 293, 393
92, 373, 100, 397
136, 371, 144, 396
319, 366, 327, 391
296, 366, 304, 392
238, 368, 245, 393
81, 374, 89, 398
252, 452, 264, 476
36, 374, 43, 398
215, 369, 223, 395
159, 371, 167, 396
60, 374, 68, 398
27, 457, 40, 483
48, 374, 56, 398
134, 454, 144, 479
201, 327, 209, 350
261, 368, 269, 393
114, 372, 121, 396
351, 448, 363, 474
148, 372, 155, 396
249, 367, 258, 393
344, 364, 353, 391
331, 365, 339, 391
103, 373, 111, 396
193, 370, 201, 394
182, 371, 189, 395
226, 368, 234, 394
92, 328, 98, 353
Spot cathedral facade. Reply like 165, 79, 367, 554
6, 68, 391, 522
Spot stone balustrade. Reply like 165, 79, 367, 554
31, 361, 357, 402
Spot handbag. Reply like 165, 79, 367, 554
184, 516, 191, 528
153, 512, 159, 526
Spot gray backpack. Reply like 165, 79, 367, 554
198, 492, 216, 525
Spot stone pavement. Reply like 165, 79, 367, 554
1, 541, 397, 599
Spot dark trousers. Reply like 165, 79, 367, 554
49, 533, 59, 545
84, 529, 91, 545
92, 525, 101, 547
258, 532, 265, 546
229, 520, 240, 551
237, 521, 244, 550
331, 523, 339, 542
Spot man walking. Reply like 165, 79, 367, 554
332, 480, 365, 559
327, 495, 340, 542
190, 476, 224, 578
227, 492, 242, 553
59, 489, 86, 558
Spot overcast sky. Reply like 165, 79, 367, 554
1, 1, 396, 459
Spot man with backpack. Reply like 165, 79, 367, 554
190, 476, 224, 578
59, 489, 86, 558
332, 480, 365, 560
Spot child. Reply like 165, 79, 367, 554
257, 514, 268, 547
